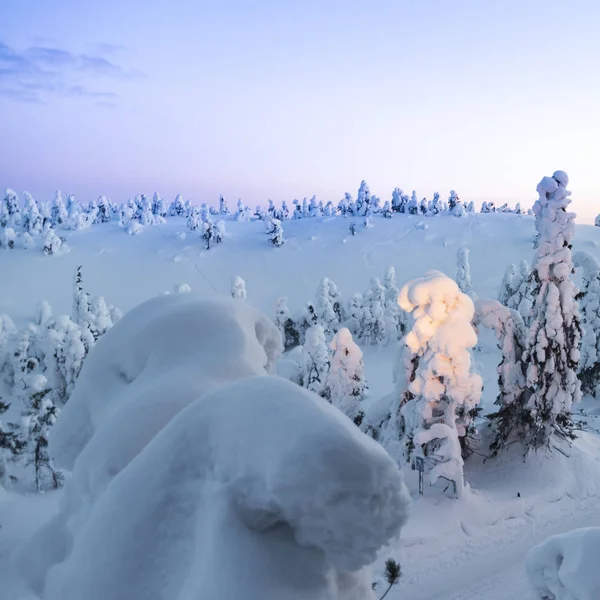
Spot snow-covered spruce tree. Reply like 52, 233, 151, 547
345, 293, 364, 336
573, 251, 600, 396
349, 221, 357, 236
22, 192, 43, 235
1, 189, 21, 228
326, 327, 366, 426
360, 278, 387, 345
430, 192, 442, 215
521, 171, 582, 451
138, 194, 155, 226
383, 266, 407, 341
595, 214, 600, 228
51, 191, 68, 227
357, 180, 371, 216
280, 200, 290, 220
301, 324, 331, 399
391, 187, 404, 212
0, 397, 25, 487
456, 247, 472, 295
498, 263, 518, 306
449, 190, 464, 216
314, 277, 339, 337
407, 191, 419, 215
151, 192, 167, 219
386, 271, 482, 497
270, 218, 284, 246
169, 194, 186, 217
94, 196, 112, 224
275, 297, 300, 350
382, 201, 392, 218
22, 364, 63, 491
72, 266, 96, 349
419, 198, 428, 215
507, 259, 534, 325
231, 276, 247, 301
473, 299, 527, 455
298, 301, 319, 342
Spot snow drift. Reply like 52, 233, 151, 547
526, 527, 600, 600
42, 376, 410, 600
19, 293, 283, 594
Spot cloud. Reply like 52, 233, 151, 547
0, 39, 141, 104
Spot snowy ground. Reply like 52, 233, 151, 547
3, 212, 600, 599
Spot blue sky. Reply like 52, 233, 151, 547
1, 0, 600, 220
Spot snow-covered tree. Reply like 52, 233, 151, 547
72, 266, 95, 350
407, 191, 419, 215
270, 218, 284, 246
474, 299, 527, 455
595, 214, 600, 228
151, 193, 167, 219
498, 264, 518, 306
1, 227, 16, 250
308, 195, 321, 217
573, 251, 600, 397
169, 194, 186, 217
275, 297, 300, 350
138, 194, 155, 226
326, 328, 366, 426
419, 198, 428, 215
391, 187, 404, 212
349, 221, 357, 236
94, 196, 112, 224
449, 190, 464, 216
231, 276, 247, 301
385, 271, 482, 498
505, 260, 534, 325
383, 266, 407, 341
301, 324, 330, 399
280, 200, 290, 220
314, 277, 339, 337
43, 229, 69, 256
382, 201, 392, 218
521, 171, 582, 451
345, 293, 364, 336
1, 189, 21, 228
0, 398, 25, 487
186, 207, 202, 231
456, 247, 472, 295
22, 192, 43, 235
357, 180, 371, 216
51, 191, 68, 227
218, 195, 229, 216
360, 278, 387, 345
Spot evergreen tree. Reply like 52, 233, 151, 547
301, 324, 331, 399
0, 398, 25, 487
94, 196, 112, 224
1, 227, 16, 250
384, 271, 482, 497
360, 278, 387, 345
383, 266, 407, 341
498, 264, 518, 306
152, 192, 167, 218
474, 299, 527, 455
407, 191, 419, 215
275, 297, 300, 350
314, 277, 339, 337
1, 189, 21, 228
169, 194, 187, 217
573, 251, 600, 397
280, 200, 290, 220
521, 171, 582, 451
219, 195, 229, 216
391, 188, 404, 212
382, 201, 392, 218
448, 190, 463, 216
326, 328, 367, 426
51, 190, 68, 227
22, 192, 43, 235
349, 221, 357, 236
43, 229, 69, 256
270, 219, 284, 246
456, 247, 472, 295
357, 180, 371, 216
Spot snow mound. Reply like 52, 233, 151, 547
19, 294, 283, 594
526, 527, 600, 600
42, 376, 410, 600
50, 293, 282, 473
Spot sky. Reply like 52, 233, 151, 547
1, 0, 600, 221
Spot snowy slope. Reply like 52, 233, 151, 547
3, 211, 600, 599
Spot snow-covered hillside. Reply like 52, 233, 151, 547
3, 205, 600, 599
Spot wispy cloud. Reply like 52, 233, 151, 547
0, 40, 141, 104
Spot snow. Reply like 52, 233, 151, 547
39, 375, 409, 600
2, 208, 600, 599
526, 528, 600, 600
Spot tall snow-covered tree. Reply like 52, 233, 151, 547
231, 276, 247, 301
326, 328, 366, 426
573, 251, 600, 397
407, 191, 419, 215
314, 277, 339, 337
22, 192, 43, 235
360, 278, 387, 345
391, 188, 404, 212
474, 299, 527, 455
448, 190, 464, 216
498, 264, 518, 306
456, 247, 472, 295
384, 271, 482, 498
219, 195, 229, 215
151, 193, 167, 219
382, 201, 392, 218
345, 293, 364, 336
1, 189, 21, 228
383, 266, 407, 341
301, 324, 330, 399
521, 171, 582, 451
169, 194, 186, 217
51, 191, 68, 227
274, 297, 300, 350
357, 180, 371, 215
270, 219, 284, 246
94, 196, 112, 224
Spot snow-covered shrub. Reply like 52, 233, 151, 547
327, 328, 366, 426
126, 220, 143, 236
474, 299, 527, 455
172, 284, 192, 294
43, 229, 69, 255
231, 275, 247, 301
522, 171, 582, 451
270, 218, 284, 246
526, 528, 600, 600
382, 271, 482, 498
456, 246, 472, 295
275, 297, 300, 350
1, 227, 16, 249
573, 251, 600, 396
302, 324, 330, 398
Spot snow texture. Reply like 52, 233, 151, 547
526, 528, 600, 600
